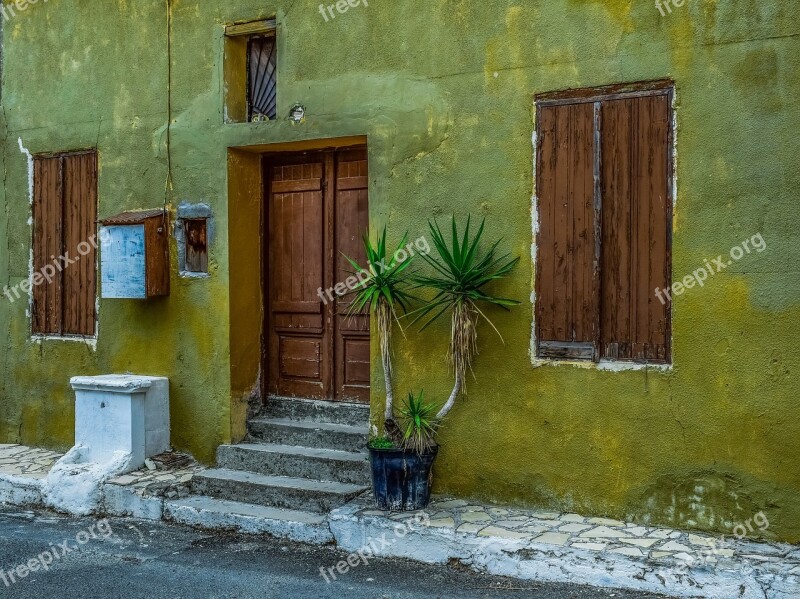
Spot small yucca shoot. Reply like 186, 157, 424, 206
399, 390, 439, 454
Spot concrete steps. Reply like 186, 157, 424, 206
247, 418, 369, 453
262, 396, 370, 425
183, 398, 370, 528
193, 468, 366, 513
217, 443, 370, 485
165, 496, 333, 543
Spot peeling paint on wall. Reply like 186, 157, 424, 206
0, 0, 798, 542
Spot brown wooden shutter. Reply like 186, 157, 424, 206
535, 102, 599, 360
600, 95, 671, 362
32, 152, 97, 336
32, 157, 63, 335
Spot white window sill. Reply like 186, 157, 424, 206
531, 357, 673, 373
31, 335, 97, 349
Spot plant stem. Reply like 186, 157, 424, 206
377, 300, 394, 422
436, 370, 462, 420
382, 338, 394, 421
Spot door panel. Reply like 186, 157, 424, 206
267, 160, 330, 399
265, 149, 370, 403
334, 150, 370, 402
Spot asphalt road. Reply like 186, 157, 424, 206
0, 506, 676, 599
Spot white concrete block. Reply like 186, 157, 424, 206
141, 377, 170, 457
70, 375, 170, 471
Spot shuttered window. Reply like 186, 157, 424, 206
535, 84, 672, 363
32, 151, 98, 336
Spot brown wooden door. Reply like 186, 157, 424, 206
265, 149, 370, 403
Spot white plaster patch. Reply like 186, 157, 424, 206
43, 446, 134, 516
31, 335, 99, 349
0, 473, 44, 506
17, 137, 33, 205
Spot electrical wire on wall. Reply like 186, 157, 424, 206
162, 0, 173, 232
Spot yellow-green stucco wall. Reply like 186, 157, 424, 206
1, 0, 798, 541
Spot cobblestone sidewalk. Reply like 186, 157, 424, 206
0, 444, 63, 479
331, 495, 800, 598
2, 444, 798, 598
107, 461, 201, 500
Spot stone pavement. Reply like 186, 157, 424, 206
100, 453, 203, 520
106, 460, 201, 500
331, 495, 800, 598
0, 444, 63, 479
1, 443, 798, 598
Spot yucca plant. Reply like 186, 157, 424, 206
343, 227, 416, 431
413, 216, 520, 420
398, 391, 439, 454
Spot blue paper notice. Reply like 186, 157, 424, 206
101, 225, 147, 299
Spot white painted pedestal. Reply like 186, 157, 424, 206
69, 374, 170, 472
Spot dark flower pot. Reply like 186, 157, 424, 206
368, 446, 438, 511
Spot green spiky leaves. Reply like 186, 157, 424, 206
412, 215, 520, 384
399, 390, 439, 454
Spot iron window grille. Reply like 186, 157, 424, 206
247, 35, 277, 121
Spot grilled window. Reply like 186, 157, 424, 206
247, 35, 277, 121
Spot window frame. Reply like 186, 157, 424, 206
183, 218, 209, 274
223, 19, 277, 124
533, 81, 675, 366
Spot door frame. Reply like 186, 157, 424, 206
260, 144, 369, 405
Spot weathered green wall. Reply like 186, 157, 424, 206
1, 0, 798, 541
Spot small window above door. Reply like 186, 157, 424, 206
223, 19, 277, 123
247, 36, 277, 121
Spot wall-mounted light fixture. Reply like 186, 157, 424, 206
289, 103, 305, 123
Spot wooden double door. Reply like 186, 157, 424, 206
264, 148, 370, 403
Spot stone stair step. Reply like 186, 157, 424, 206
217, 443, 370, 485
262, 397, 370, 426
191, 468, 367, 513
248, 418, 368, 453
164, 495, 333, 543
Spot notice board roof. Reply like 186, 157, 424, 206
101, 209, 168, 226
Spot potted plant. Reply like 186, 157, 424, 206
369, 390, 440, 511
347, 218, 519, 512
342, 228, 423, 510
386, 215, 519, 509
